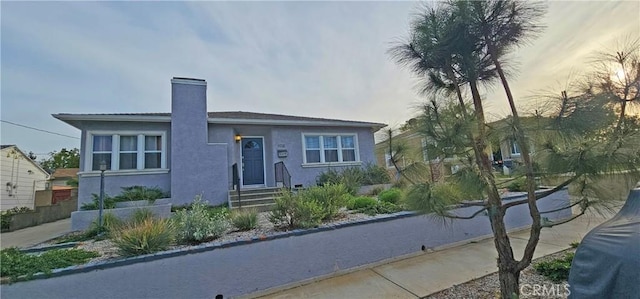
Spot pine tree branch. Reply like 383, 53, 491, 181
500, 175, 580, 211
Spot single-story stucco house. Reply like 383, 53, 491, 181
54, 77, 385, 210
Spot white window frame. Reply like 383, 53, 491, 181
301, 133, 360, 166
85, 131, 167, 173
385, 151, 395, 169
421, 138, 429, 162
510, 141, 521, 156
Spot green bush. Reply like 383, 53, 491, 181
361, 163, 391, 185
347, 196, 377, 210
1, 247, 99, 281
111, 218, 174, 256
303, 184, 350, 220
316, 167, 363, 195
1, 207, 32, 230
86, 212, 123, 237
129, 208, 155, 225
269, 189, 325, 229
81, 186, 168, 210
316, 169, 342, 186
231, 208, 259, 231
347, 196, 402, 215
534, 252, 575, 283
506, 177, 536, 192
374, 201, 403, 214
378, 188, 403, 204
339, 168, 365, 195
317, 165, 390, 192
117, 186, 168, 203
81, 193, 117, 210
171, 196, 229, 244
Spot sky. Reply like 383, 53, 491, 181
1, 1, 639, 158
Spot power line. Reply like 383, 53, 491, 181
0, 120, 80, 140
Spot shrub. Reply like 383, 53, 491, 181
316, 167, 363, 195
81, 186, 168, 210
534, 252, 575, 283
347, 196, 402, 215
338, 167, 365, 195
361, 163, 391, 185
86, 212, 123, 237
231, 209, 259, 231
205, 205, 230, 220
81, 193, 117, 210
1, 207, 32, 230
506, 177, 536, 192
171, 196, 229, 244
316, 169, 342, 186
367, 186, 385, 196
347, 196, 377, 210
111, 218, 174, 256
269, 189, 325, 229
1, 247, 99, 281
130, 208, 155, 225
117, 186, 168, 203
378, 188, 403, 204
374, 201, 403, 214
303, 184, 350, 220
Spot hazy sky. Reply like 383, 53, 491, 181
1, 1, 638, 157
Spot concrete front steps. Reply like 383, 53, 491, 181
229, 187, 282, 211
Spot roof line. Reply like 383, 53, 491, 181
52, 113, 386, 129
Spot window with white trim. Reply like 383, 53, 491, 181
511, 141, 521, 156
385, 151, 395, 169
303, 134, 358, 164
92, 135, 113, 170
90, 133, 165, 171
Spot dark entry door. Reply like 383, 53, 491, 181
242, 138, 265, 185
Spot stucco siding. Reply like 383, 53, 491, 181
271, 126, 377, 187
77, 121, 172, 172
76, 173, 171, 207
74, 121, 172, 208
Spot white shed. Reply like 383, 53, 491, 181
1, 145, 50, 210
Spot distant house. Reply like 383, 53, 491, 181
1, 145, 50, 210
50, 168, 79, 187
54, 77, 385, 213
374, 129, 468, 182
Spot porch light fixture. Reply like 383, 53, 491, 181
235, 134, 242, 143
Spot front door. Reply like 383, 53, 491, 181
241, 138, 265, 186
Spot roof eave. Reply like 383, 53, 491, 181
52, 114, 386, 129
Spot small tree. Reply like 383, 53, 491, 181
391, 1, 640, 297
40, 148, 80, 172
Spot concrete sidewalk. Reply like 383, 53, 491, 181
0, 218, 71, 249
257, 213, 607, 299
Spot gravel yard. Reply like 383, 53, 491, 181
426, 249, 574, 299
51, 210, 378, 264
41, 210, 574, 299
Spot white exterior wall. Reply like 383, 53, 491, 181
1, 147, 49, 210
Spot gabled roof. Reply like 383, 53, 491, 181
1, 145, 51, 177
51, 168, 80, 179
53, 111, 386, 131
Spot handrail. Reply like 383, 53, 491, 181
232, 163, 241, 208
274, 162, 291, 190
